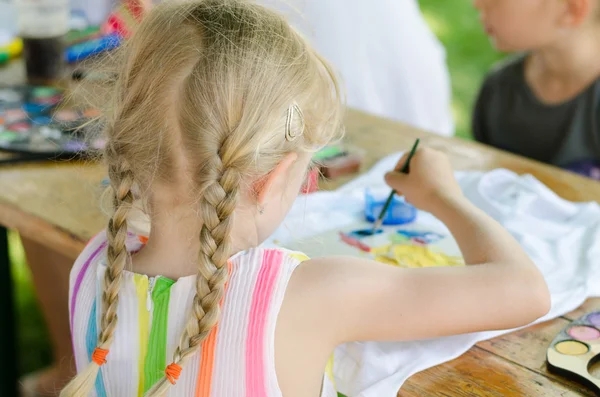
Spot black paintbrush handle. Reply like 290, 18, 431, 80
376, 139, 420, 222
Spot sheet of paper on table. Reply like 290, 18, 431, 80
287, 221, 464, 268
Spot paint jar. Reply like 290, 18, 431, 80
364, 188, 417, 225
15, 0, 70, 84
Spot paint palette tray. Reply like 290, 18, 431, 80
547, 312, 600, 395
0, 84, 104, 161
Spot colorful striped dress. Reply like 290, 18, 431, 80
69, 231, 337, 396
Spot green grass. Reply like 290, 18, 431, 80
419, 0, 505, 139
9, 231, 52, 376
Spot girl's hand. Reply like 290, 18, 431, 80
384, 147, 464, 213
290, 146, 550, 345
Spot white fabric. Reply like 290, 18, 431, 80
97, 265, 140, 397
321, 377, 338, 397
259, 0, 454, 136
268, 153, 600, 396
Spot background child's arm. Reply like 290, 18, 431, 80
285, 149, 550, 345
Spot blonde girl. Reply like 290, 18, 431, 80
64, 1, 551, 396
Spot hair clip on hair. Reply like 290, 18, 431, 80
285, 103, 305, 142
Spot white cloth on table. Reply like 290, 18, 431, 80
268, 153, 600, 397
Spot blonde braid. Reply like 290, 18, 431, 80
60, 146, 135, 397
145, 159, 240, 396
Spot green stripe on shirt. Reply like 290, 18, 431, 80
144, 276, 175, 392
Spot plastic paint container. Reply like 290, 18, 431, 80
364, 188, 417, 225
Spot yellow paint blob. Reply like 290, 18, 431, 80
373, 244, 464, 268
555, 341, 589, 356
371, 244, 392, 256
289, 252, 310, 262
374, 256, 399, 266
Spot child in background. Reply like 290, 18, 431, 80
63, 1, 550, 396
473, 0, 600, 179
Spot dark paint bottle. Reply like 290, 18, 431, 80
16, 0, 69, 84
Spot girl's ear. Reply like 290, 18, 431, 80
255, 152, 299, 206
562, 0, 592, 27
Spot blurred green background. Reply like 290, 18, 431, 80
419, 0, 503, 139
10, 0, 504, 379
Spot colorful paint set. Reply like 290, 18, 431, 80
547, 312, 600, 395
0, 85, 104, 159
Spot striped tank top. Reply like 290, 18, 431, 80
69, 231, 337, 396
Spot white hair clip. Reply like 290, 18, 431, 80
285, 103, 305, 142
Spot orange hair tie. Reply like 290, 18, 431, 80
92, 348, 109, 366
165, 363, 182, 385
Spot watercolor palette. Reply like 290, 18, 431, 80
288, 222, 464, 268
0, 85, 104, 159
547, 312, 600, 395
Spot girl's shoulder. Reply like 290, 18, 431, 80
70, 231, 146, 282
69, 231, 146, 307
231, 245, 309, 262
69, 231, 108, 299
227, 246, 311, 277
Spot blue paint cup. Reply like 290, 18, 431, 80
364, 188, 417, 225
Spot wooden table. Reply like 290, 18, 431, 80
2, 62, 600, 396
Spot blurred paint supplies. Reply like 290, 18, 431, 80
15, 0, 70, 84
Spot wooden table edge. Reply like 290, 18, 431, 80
0, 199, 86, 259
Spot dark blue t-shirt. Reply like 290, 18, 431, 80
473, 55, 600, 179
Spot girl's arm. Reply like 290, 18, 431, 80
286, 149, 551, 344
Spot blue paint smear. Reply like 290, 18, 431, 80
396, 230, 444, 244
348, 228, 383, 239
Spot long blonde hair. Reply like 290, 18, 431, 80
61, 1, 342, 395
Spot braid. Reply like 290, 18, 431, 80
100, 154, 135, 345
145, 160, 240, 396
60, 148, 135, 397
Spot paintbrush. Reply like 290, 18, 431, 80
371, 138, 420, 234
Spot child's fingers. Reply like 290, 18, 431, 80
384, 171, 408, 191
394, 152, 411, 171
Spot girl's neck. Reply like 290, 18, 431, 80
130, 205, 260, 280
525, 26, 600, 104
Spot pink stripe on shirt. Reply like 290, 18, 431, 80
245, 250, 283, 396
